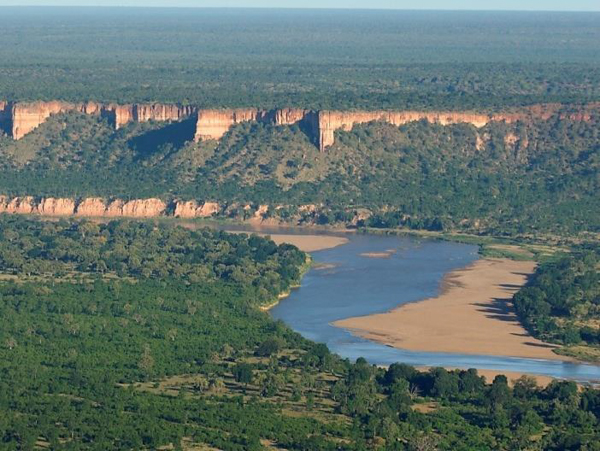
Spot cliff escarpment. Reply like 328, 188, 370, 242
0, 196, 221, 219
1, 100, 597, 151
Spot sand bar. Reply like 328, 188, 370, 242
335, 258, 569, 361
226, 230, 349, 252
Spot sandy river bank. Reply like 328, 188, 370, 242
226, 231, 349, 252
335, 258, 568, 362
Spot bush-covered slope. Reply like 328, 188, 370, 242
1, 110, 598, 236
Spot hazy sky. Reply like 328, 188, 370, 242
1, 0, 599, 11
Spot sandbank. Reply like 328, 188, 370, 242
226, 231, 348, 252
335, 258, 569, 361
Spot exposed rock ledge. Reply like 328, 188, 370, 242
0, 196, 220, 219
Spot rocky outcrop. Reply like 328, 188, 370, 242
108, 103, 196, 130
36, 197, 77, 216
198, 202, 220, 217
316, 110, 497, 151
75, 198, 107, 216
194, 107, 319, 145
0, 196, 36, 214
194, 109, 266, 141
173, 200, 220, 218
0, 196, 226, 219
248, 204, 270, 224
10, 101, 106, 140
103, 198, 167, 218
173, 200, 200, 218
6, 101, 196, 139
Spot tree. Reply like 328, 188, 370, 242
138, 344, 155, 380
488, 375, 511, 408
255, 337, 283, 357
232, 363, 253, 393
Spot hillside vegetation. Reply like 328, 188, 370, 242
0, 110, 598, 236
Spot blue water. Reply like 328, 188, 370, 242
265, 232, 600, 383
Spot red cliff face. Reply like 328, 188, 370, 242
0, 196, 219, 219
194, 108, 316, 143
75, 198, 107, 217
194, 109, 264, 141
104, 198, 167, 218
3, 100, 598, 153
37, 197, 77, 216
7, 101, 197, 138
173, 200, 220, 218
0, 196, 36, 214
134, 104, 195, 123
316, 110, 500, 151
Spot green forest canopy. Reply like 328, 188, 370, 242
1, 216, 600, 450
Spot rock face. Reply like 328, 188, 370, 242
0, 196, 36, 214
248, 204, 270, 224
37, 197, 77, 216
0, 196, 168, 218
2, 100, 598, 151
194, 109, 265, 141
7, 101, 196, 139
10, 101, 106, 140
316, 110, 497, 150
194, 107, 319, 145
173, 200, 220, 218
75, 198, 107, 216
105, 198, 167, 217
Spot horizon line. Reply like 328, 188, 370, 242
1, 5, 599, 13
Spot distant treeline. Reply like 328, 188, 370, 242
0, 9, 599, 109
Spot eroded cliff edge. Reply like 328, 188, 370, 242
1, 100, 596, 151
0, 196, 322, 226
0, 196, 219, 219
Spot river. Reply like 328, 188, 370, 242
219, 224, 600, 382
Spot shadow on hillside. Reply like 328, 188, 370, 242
128, 116, 197, 160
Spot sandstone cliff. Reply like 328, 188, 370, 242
37, 197, 77, 216
0, 196, 37, 214
316, 110, 500, 150
194, 109, 264, 141
0, 196, 222, 219
2, 100, 597, 151
173, 200, 220, 218
75, 198, 107, 216
6, 101, 196, 139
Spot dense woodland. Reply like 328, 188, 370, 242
0, 9, 599, 110
513, 247, 600, 361
0, 109, 598, 236
0, 216, 599, 450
